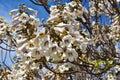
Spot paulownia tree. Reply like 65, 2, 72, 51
0, 0, 120, 80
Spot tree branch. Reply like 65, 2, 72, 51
29, 0, 50, 14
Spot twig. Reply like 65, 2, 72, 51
0, 46, 15, 51
29, 0, 50, 14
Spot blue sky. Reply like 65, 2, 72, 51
0, 0, 49, 23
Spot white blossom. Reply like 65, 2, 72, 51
18, 12, 30, 23
9, 9, 18, 15
61, 35, 74, 47
65, 48, 78, 62
28, 7, 37, 17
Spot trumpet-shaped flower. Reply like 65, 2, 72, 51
65, 48, 78, 62
27, 47, 43, 59
47, 13, 60, 22
0, 23, 7, 37
61, 34, 74, 47
49, 42, 63, 57
54, 27, 65, 32
29, 15, 40, 26
18, 12, 30, 24
56, 22, 71, 28
68, 1, 77, 7
9, 9, 18, 15
41, 35, 51, 50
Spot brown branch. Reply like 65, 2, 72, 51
29, 0, 50, 14
0, 46, 15, 51
76, 17, 92, 35
43, 61, 80, 75
108, 0, 120, 14
0, 51, 11, 71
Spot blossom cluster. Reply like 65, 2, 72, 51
5, 2, 93, 79
0, 17, 9, 38
0, 1, 120, 80
89, 0, 120, 16
12, 1, 93, 63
